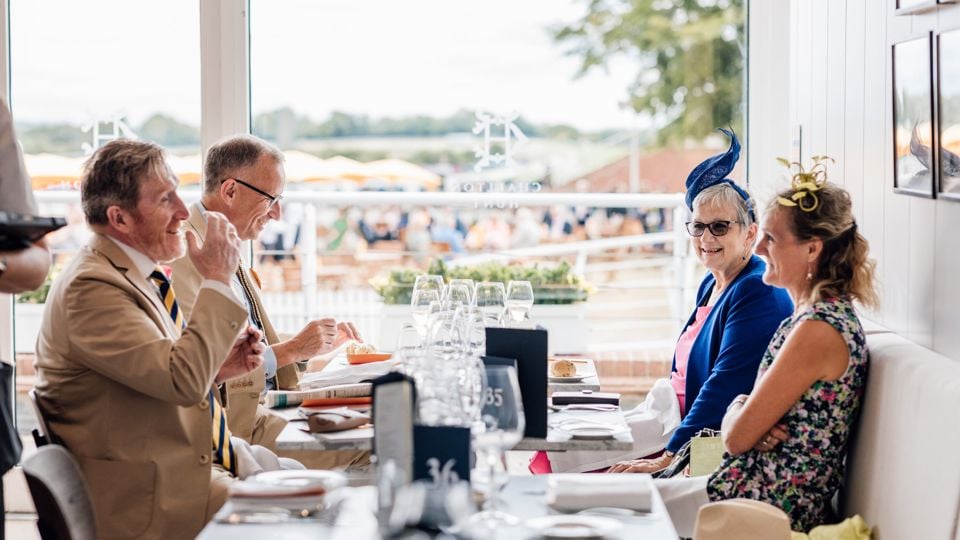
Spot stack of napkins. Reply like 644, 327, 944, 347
298, 358, 399, 389
546, 473, 652, 512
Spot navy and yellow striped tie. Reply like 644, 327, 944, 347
209, 389, 236, 475
149, 267, 184, 329
149, 267, 235, 475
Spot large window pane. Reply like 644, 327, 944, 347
11, 0, 201, 438
250, 1, 746, 392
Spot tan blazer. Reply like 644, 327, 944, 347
170, 203, 296, 445
34, 233, 248, 540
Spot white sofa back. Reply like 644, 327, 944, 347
842, 332, 960, 539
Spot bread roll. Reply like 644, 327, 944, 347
550, 359, 576, 377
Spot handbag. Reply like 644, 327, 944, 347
653, 428, 721, 479
689, 428, 725, 476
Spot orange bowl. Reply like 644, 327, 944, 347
346, 352, 393, 365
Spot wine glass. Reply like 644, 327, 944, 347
504, 281, 534, 323
457, 306, 487, 429
421, 309, 466, 426
414, 274, 445, 298
411, 289, 441, 338
448, 278, 475, 304
467, 365, 525, 529
473, 282, 505, 326
443, 283, 472, 311
394, 323, 422, 377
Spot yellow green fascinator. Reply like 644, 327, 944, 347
776, 155, 834, 212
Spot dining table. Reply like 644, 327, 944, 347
274, 403, 635, 453
280, 354, 629, 453
197, 474, 679, 540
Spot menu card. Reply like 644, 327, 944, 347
485, 326, 548, 438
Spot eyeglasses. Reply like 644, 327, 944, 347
228, 177, 283, 209
685, 220, 741, 237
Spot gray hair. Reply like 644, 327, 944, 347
202, 135, 284, 194
692, 183, 756, 226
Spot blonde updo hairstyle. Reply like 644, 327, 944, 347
769, 183, 879, 309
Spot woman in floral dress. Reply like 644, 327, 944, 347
654, 162, 879, 535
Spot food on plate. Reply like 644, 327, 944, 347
550, 359, 577, 378
345, 341, 392, 365
346, 341, 376, 354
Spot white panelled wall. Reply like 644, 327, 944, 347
750, 0, 960, 359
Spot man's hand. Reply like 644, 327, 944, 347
275, 318, 363, 366
216, 326, 264, 383
333, 321, 362, 349
607, 452, 674, 474
185, 212, 240, 285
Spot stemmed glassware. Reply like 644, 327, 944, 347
420, 309, 466, 426
466, 365, 525, 529
411, 289, 441, 338
458, 306, 487, 429
474, 282, 506, 326
448, 278, 475, 304
413, 274, 445, 297
504, 281, 534, 323
394, 323, 423, 378
443, 283, 472, 311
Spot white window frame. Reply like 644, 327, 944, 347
0, 0, 772, 391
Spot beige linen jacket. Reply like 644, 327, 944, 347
34, 233, 248, 540
169, 203, 295, 445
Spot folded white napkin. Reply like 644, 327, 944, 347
231, 437, 306, 480
299, 359, 399, 389
546, 473, 653, 513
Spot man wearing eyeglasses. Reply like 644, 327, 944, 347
170, 135, 362, 456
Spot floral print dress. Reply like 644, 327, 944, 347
706, 297, 868, 531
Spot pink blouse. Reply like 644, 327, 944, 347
670, 305, 713, 416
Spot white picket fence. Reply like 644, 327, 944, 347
262, 288, 385, 343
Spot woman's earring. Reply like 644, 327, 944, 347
806, 263, 814, 281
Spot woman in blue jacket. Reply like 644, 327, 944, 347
541, 130, 793, 474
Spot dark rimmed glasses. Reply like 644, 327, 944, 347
228, 177, 283, 209
685, 220, 741, 237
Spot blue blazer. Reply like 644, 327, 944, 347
666, 255, 793, 453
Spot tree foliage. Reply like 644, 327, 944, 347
553, 0, 745, 144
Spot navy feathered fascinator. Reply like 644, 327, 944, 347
684, 128, 754, 221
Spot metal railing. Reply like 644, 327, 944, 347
32, 190, 696, 351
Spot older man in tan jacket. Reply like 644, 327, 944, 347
170, 136, 364, 462
34, 139, 264, 539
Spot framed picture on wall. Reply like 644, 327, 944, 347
896, 0, 938, 14
937, 29, 960, 200
892, 33, 936, 198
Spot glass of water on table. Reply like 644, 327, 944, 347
505, 280, 534, 323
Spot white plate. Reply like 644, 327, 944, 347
554, 423, 630, 440
231, 470, 347, 498
549, 374, 590, 383
525, 515, 623, 539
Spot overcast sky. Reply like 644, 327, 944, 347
10, 0, 640, 132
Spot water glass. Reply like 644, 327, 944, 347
467, 365, 525, 529
411, 289, 441, 338
474, 282, 506, 326
413, 274, 445, 297
448, 278, 475, 304
394, 323, 423, 377
443, 283, 472, 311
505, 280, 534, 323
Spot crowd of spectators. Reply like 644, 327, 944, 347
259, 203, 671, 260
